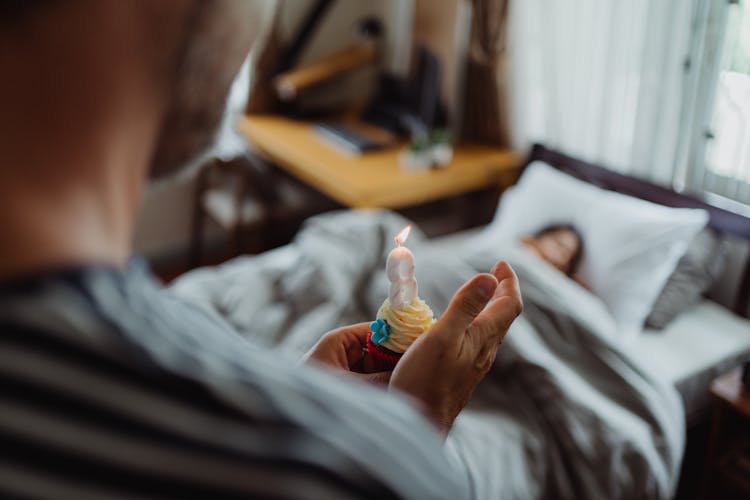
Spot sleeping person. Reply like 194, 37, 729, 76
521, 223, 587, 285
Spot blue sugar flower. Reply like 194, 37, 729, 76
369, 318, 391, 344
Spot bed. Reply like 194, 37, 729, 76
170, 144, 750, 500
512, 145, 750, 424
431, 228, 750, 428
429, 144, 750, 428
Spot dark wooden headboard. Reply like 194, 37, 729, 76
524, 143, 750, 316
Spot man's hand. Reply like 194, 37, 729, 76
303, 323, 392, 385
389, 261, 522, 436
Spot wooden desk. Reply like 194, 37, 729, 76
238, 115, 520, 209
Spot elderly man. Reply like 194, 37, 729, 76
0, 1, 522, 498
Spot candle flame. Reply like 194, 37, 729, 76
394, 225, 412, 246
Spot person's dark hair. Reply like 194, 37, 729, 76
533, 223, 584, 275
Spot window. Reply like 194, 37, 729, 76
682, 0, 750, 205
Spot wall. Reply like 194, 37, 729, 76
413, 0, 472, 131
132, 170, 201, 261
278, 0, 413, 76
132, 57, 252, 261
132, 1, 415, 262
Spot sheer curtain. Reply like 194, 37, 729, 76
507, 0, 694, 185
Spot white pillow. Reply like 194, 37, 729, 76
477, 161, 709, 337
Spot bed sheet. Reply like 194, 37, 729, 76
201, 224, 748, 425
635, 301, 750, 424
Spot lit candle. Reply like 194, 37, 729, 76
386, 225, 418, 309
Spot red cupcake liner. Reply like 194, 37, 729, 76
366, 331, 403, 371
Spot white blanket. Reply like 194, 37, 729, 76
171, 210, 684, 500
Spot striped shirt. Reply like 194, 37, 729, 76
0, 262, 468, 499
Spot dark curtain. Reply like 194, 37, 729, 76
245, 4, 282, 114
461, 0, 512, 147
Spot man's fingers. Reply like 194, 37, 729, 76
489, 261, 521, 303
468, 262, 523, 344
326, 323, 371, 365
434, 273, 498, 339
353, 371, 392, 386
337, 322, 372, 344
468, 295, 522, 344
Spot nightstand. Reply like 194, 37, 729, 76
238, 114, 520, 237
700, 368, 750, 500
238, 115, 520, 209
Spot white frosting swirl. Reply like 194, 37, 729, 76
376, 297, 435, 354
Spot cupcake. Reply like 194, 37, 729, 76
367, 225, 436, 370
367, 297, 436, 370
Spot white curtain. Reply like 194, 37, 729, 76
507, 0, 694, 185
